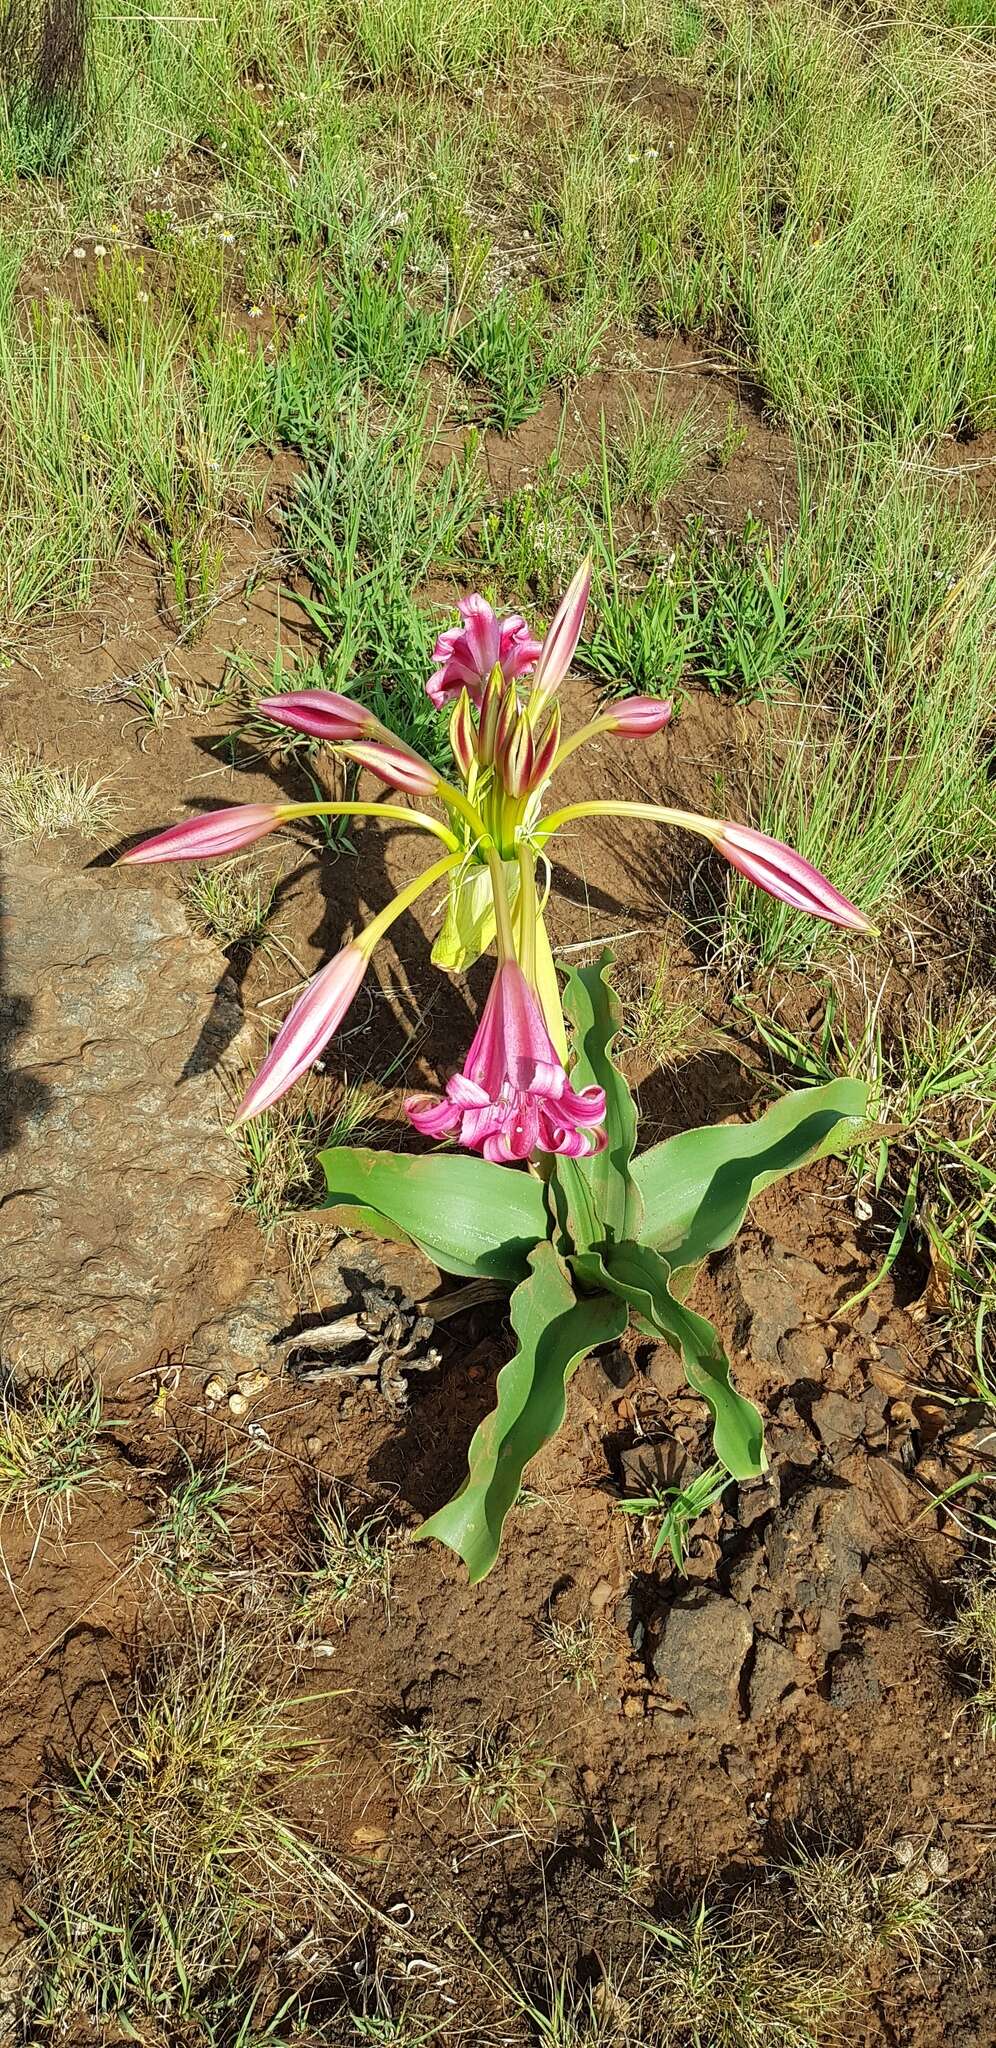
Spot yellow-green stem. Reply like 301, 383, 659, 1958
280, 800, 460, 853
548, 717, 612, 776
360, 852, 461, 953
516, 842, 538, 986
537, 800, 718, 846
485, 843, 517, 962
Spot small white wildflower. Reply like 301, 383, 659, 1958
72, 246, 86, 260
93, 243, 107, 258
247, 303, 263, 318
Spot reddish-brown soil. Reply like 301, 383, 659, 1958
2, 339, 995, 2045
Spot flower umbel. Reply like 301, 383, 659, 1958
405, 959, 607, 1162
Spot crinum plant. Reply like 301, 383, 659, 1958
121, 563, 873, 1580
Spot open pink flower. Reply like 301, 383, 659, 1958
404, 959, 606, 1162
428, 596, 541, 709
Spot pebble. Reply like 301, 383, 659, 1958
228, 1392, 249, 1418
237, 1369, 269, 1397
926, 1845, 949, 1878
204, 1376, 226, 1403
306, 1434, 323, 1457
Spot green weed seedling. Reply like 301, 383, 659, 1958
617, 1461, 731, 1570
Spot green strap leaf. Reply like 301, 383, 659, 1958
574, 1240, 765, 1481
318, 1146, 547, 1282
417, 1241, 628, 1581
552, 949, 643, 1251
632, 1079, 869, 1273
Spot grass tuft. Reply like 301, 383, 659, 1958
0, 1366, 105, 1550
27, 1628, 350, 2032
0, 744, 117, 844
392, 1717, 556, 1839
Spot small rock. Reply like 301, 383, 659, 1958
237, 1369, 269, 1397
811, 1391, 864, 1451
893, 1837, 918, 1869
647, 1347, 685, 1399
867, 1458, 913, 1525
228, 1392, 249, 1418
683, 1538, 722, 1584
653, 1593, 753, 1722
204, 1376, 226, 1403
777, 1328, 829, 1380
590, 1576, 615, 1614
748, 1635, 801, 1719
737, 1476, 780, 1529
926, 1845, 949, 1879
305, 1435, 323, 1457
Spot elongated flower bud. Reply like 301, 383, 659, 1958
234, 943, 367, 1123
477, 670, 502, 765
449, 689, 476, 782
119, 803, 291, 864
606, 696, 673, 736
527, 704, 561, 791
502, 719, 535, 798
258, 691, 374, 742
341, 741, 439, 797
712, 821, 875, 932
493, 680, 520, 765
530, 558, 592, 716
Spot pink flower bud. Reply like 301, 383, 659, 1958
477, 672, 502, 766
530, 559, 591, 714
607, 696, 673, 736
118, 803, 290, 864
715, 822, 875, 932
449, 690, 477, 781
527, 704, 561, 791
341, 741, 439, 797
493, 681, 520, 764
502, 720, 535, 798
258, 691, 374, 742
234, 944, 368, 1123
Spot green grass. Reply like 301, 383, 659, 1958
0, 745, 118, 844
392, 1718, 557, 1839
26, 1629, 352, 2033
183, 857, 281, 954
137, 1453, 246, 1600
293, 1488, 397, 1630
234, 1075, 380, 1227
948, 1576, 996, 1738
0, 1368, 105, 1551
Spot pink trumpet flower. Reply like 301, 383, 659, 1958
428, 596, 542, 709
118, 802, 291, 864
607, 696, 673, 736
405, 959, 607, 1163
235, 944, 367, 1123
713, 822, 876, 932
342, 741, 439, 797
259, 690, 375, 741
529, 559, 592, 715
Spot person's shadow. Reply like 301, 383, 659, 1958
0, 850, 53, 1161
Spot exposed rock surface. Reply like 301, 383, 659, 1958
653, 1591, 754, 1720
0, 860, 251, 1377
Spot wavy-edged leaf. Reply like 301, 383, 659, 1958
574, 1240, 765, 1481
633, 1079, 869, 1275
417, 1240, 627, 1581
318, 1146, 547, 1282
552, 950, 643, 1251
